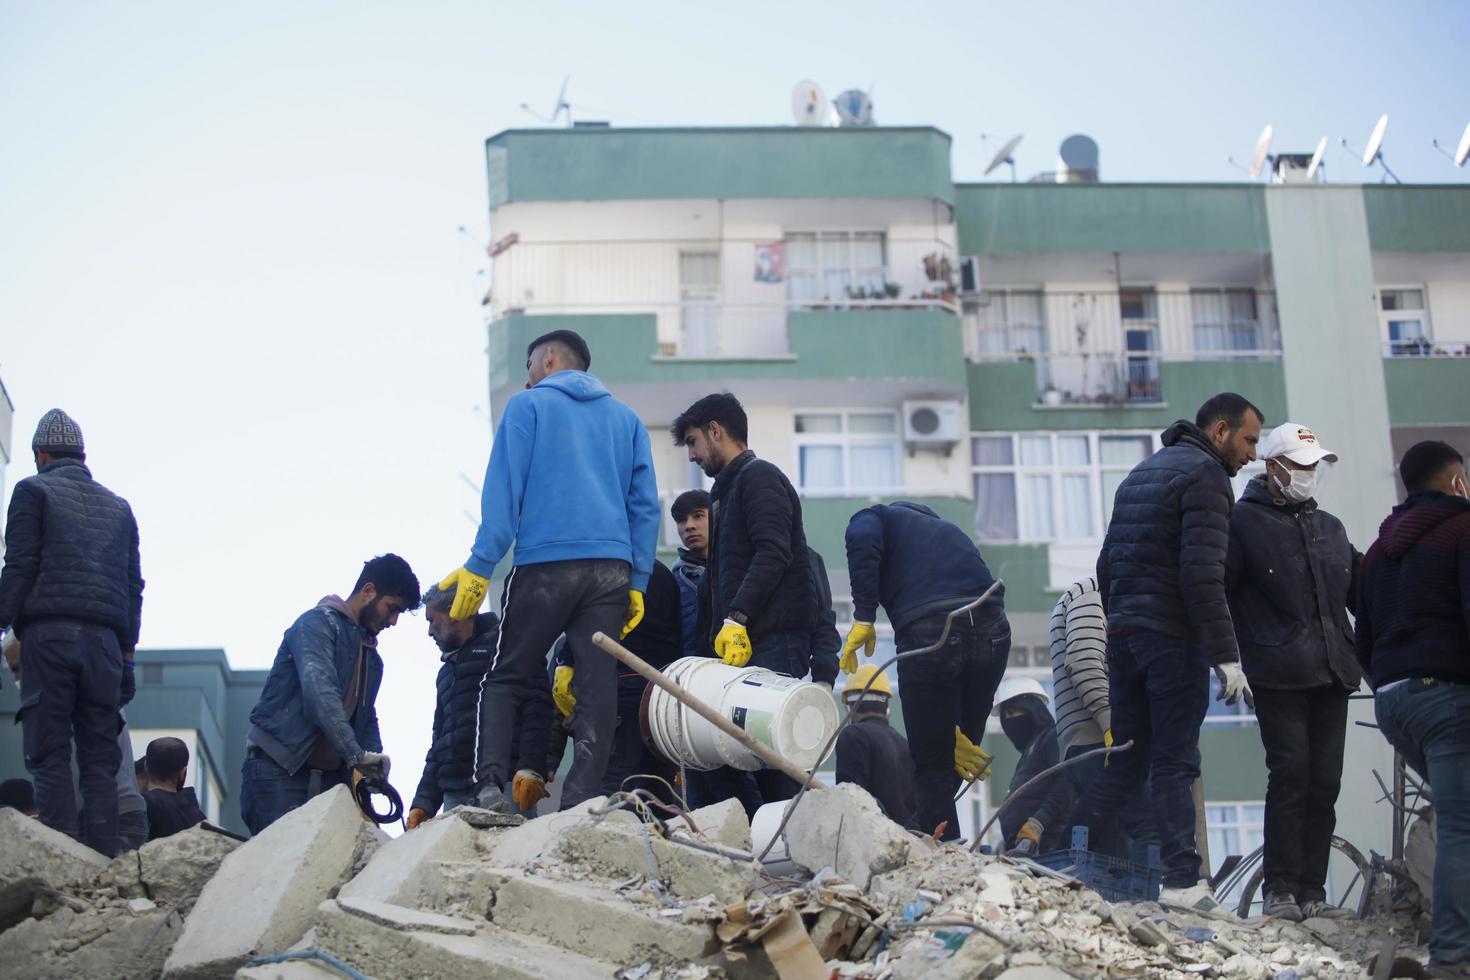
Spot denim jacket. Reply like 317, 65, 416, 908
246, 597, 383, 775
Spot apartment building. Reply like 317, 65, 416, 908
479, 124, 1470, 876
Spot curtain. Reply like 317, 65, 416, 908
851, 443, 898, 487
1060, 474, 1093, 538
974, 473, 1018, 541
799, 446, 843, 489
1021, 474, 1054, 540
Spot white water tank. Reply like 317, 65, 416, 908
1057, 134, 1100, 183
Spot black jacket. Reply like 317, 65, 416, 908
619, 561, 682, 675
1097, 421, 1240, 666
412, 612, 544, 813
0, 459, 144, 648
835, 713, 917, 830
1226, 475, 1362, 691
845, 502, 1001, 632
807, 549, 841, 686
1356, 491, 1470, 689
145, 787, 206, 841
1000, 694, 1068, 851
706, 451, 818, 642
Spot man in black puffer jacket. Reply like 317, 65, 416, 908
672, 393, 821, 809
0, 410, 144, 857
1074, 392, 1262, 915
1226, 423, 1361, 923
408, 585, 552, 826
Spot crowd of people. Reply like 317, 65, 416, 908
1, 329, 1466, 975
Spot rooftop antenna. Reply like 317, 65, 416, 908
1430, 120, 1470, 167
1306, 136, 1328, 181
1249, 125, 1274, 179
519, 76, 572, 126
982, 133, 1023, 182
1343, 114, 1400, 183
791, 80, 827, 126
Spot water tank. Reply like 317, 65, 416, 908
1057, 134, 1100, 183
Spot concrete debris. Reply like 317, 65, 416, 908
0, 780, 1435, 979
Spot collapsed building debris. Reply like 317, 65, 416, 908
0, 782, 1431, 979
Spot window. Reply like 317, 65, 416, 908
1191, 289, 1262, 357
794, 411, 900, 492
786, 232, 887, 303
975, 290, 1047, 357
678, 249, 720, 355
1379, 287, 1431, 356
1120, 290, 1161, 403
972, 431, 1156, 543
1206, 802, 1266, 903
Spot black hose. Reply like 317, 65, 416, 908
352, 775, 404, 825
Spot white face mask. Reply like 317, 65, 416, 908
1271, 463, 1316, 503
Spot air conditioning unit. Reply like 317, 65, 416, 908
902, 399, 963, 448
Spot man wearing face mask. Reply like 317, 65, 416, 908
1225, 423, 1361, 923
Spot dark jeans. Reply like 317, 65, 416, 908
1253, 685, 1348, 902
895, 607, 1010, 841
475, 559, 630, 812
18, 621, 124, 857
601, 679, 676, 803
118, 809, 149, 852
1074, 629, 1209, 888
685, 630, 809, 818
1060, 742, 1158, 856
239, 751, 348, 835
1376, 679, 1470, 966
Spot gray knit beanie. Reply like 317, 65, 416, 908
32, 409, 84, 454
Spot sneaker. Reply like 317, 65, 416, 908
474, 784, 513, 814
1299, 899, 1353, 920
1263, 893, 1304, 922
1158, 881, 1233, 919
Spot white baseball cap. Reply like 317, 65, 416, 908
1261, 422, 1339, 465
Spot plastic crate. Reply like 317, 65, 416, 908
1034, 827, 1162, 902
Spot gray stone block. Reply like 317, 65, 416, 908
0, 806, 111, 931
338, 812, 477, 907
782, 783, 924, 890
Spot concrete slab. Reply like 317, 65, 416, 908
163, 786, 388, 980
234, 959, 347, 980
336, 895, 477, 936
136, 826, 242, 906
312, 898, 614, 980
0, 806, 112, 931
337, 812, 477, 907
676, 797, 753, 853
481, 794, 632, 867
783, 783, 924, 890
556, 821, 760, 903
0, 904, 182, 980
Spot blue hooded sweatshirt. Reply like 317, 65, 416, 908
465, 370, 660, 592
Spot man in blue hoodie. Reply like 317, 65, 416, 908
439, 330, 660, 813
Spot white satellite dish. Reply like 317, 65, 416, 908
1455, 120, 1470, 168
983, 133, 1023, 179
791, 80, 827, 127
834, 88, 874, 127
1306, 136, 1327, 180
1363, 114, 1389, 166
1250, 125, 1274, 179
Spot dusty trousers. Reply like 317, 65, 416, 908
473, 558, 629, 811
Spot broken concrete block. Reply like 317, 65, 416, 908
782, 783, 924, 890
995, 967, 1075, 980
338, 812, 477, 907
162, 786, 387, 980
0, 904, 182, 980
482, 795, 630, 867
680, 797, 752, 852
0, 806, 112, 931
336, 895, 476, 935
889, 926, 1006, 980
555, 821, 759, 903
134, 826, 242, 907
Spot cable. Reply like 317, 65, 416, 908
352, 775, 404, 826
244, 951, 370, 980
968, 739, 1133, 852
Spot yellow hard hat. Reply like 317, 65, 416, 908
843, 663, 892, 700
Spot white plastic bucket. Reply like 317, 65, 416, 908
647, 656, 839, 773
750, 801, 798, 874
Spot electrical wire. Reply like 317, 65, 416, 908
352, 775, 404, 826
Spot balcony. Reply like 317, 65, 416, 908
1381, 340, 1470, 426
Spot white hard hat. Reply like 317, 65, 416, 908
993, 675, 1049, 708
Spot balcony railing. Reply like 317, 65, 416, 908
1382, 339, 1470, 358
977, 349, 1283, 407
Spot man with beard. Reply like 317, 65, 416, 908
240, 554, 420, 834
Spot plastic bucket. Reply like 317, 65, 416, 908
646, 656, 839, 773
750, 801, 798, 875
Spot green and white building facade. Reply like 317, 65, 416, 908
480, 125, 1470, 882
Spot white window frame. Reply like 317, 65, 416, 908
1377, 284, 1432, 356
971, 288, 1048, 358
1206, 800, 1266, 895
792, 409, 903, 496
784, 230, 888, 304
1190, 287, 1265, 358
970, 430, 1160, 545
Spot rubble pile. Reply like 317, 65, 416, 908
0, 785, 1428, 979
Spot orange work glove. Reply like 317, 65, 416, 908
405, 807, 431, 830
512, 769, 549, 812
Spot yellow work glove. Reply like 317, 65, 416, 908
1104, 728, 1113, 768
621, 590, 645, 639
438, 567, 489, 621
1015, 817, 1043, 847
954, 727, 992, 782
512, 769, 549, 812
552, 665, 576, 718
839, 622, 877, 676
715, 619, 752, 667
405, 807, 430, 831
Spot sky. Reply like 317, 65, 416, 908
1, 0, 1467, 801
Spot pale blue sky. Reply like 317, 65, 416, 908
1, 0, 1466, 786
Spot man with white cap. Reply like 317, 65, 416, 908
1225, 422, 1361, 922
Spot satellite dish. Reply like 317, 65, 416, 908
834, 88, 874, 127
1250, 125, 1274, 179
1363, 114, 1389, 166
791, 80, 826, 127
1455, 120, 1470, 168
1306, 136, 1327, 180
983, 133, 1023, 177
